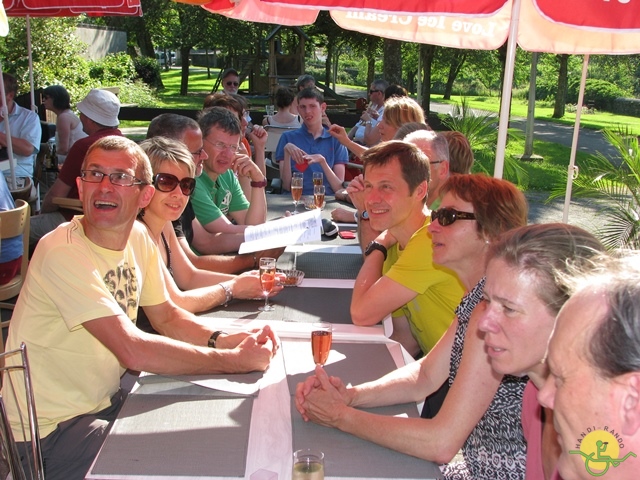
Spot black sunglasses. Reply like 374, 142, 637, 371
153, 173, 196, 196
369, 89, 382, 94
431, 207, 476, 226
226, 81, 239, 87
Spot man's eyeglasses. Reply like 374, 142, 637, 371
226, 81, 239, 87
81, 170, 145, 187
153, 173, 196, 196
369, 89, 382, 94
204, 137, 240, 154
431, 207, 476, 226
190, 147, 205, 158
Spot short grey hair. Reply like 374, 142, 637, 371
565, 251, 640, 378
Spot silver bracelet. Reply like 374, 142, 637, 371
220, 282, 233, 306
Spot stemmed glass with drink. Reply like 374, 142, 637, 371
313, 185, 325, 210
311, 322, 332, 366
312, 171, 323, 187
258, 257, 276, 312
291, 172, 303, 214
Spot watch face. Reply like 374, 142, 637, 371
361, 210, 369, 220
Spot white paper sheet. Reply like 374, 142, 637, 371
239, 209, 322, 254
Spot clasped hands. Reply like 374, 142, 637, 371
284, 143, 327, 167
294, 365, 353, 428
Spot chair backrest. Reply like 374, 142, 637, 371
0, 343, 44, 480
264, 125, 298, 158
0, 199, 30, 302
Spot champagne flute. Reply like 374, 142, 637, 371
313, 185, 325, 210
311, 322, 332, 366
258, 257, 276, 312
312, 171, 323, 186
291, 173, 303, 215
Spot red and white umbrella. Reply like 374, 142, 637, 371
202, 0, 317, 25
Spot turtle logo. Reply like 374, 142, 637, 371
570, 430, 636, 476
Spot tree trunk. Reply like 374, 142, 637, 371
383, 39, 403, 85
366, 38, 376, 86
420, 44, 436, 116
443, 52, 467, 100
324, 38, 333, 86
553, 54, 569, 119
180, 46, 191, 96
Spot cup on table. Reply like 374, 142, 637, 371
292, 448, 324, 480
265, 105, 275, 116
311, 322, 332, 366
313, 185, 325, 210
312, 171, 323, 186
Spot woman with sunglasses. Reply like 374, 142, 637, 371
479, 224, 603, 480
296, 174, 529, 479
136, 137, 278, 334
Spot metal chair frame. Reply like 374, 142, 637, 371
0, 343, 44, 480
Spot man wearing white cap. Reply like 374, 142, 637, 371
30, 88, 122, 246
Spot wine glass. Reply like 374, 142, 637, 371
291, 173, 303, 214
313, 185, 325, 210
258, 257, 276, 312
311, 322, 332, 366
312, 171, 323, 187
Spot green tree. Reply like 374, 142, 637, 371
0, 17, 88, 97
552, 54, 569, 119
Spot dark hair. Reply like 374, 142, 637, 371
198, 106, 241, 137
439, 174, 528, 241
221, 68, 238, 80
202, 93, 243, 120
296, 74, 315, 90
384, 84, 407, 99
361, 140, 430, 198
562, 252, 640, 378
440, 131, 474, 175
275, 87, 295, 109
297, 87, 324, 104
42, 85, 71, 110
146, 113, 199, 140
2, 73, 17, 96
488, 223, 604, 316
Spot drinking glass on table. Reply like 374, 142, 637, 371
311, 322, 332, 366
291, 173, 303, 214
258, 257, 276, 312
313, 185, 325, 210
265, 104, 275, 116
312, 171, 323, 186
292, 449, 324, 480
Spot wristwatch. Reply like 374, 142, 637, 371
364, 241, 388, 261
356, 210, 370, 222
208, 330, 227, 348
250, 178, 268, 188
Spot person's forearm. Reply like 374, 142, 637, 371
340, 137, 367, 158
351, 360, 425, 408
180, 269, 236, 290
244, 191, 267, 225
357, 218, 381, 253
350, 250, 387, 325
5, 136, 36, 157
319, 162, 345, 193
181, 238, 254, 274
192, 230, 245, 255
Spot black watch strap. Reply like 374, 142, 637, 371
208, 330, 226, 348
364, 241, 388, 261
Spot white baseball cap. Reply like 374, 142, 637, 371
77, 89, 120, 127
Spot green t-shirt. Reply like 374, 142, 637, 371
191, 170, 250, 226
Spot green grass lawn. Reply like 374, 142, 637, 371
439, 95, 640, 134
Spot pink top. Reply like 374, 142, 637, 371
522, 381, 562, 480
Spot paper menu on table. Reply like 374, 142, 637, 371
239, 209, 322, 254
